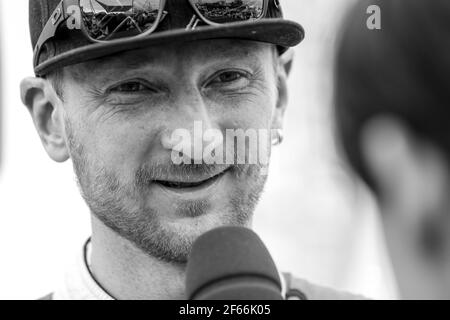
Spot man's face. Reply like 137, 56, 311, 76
60, 39, 282, 263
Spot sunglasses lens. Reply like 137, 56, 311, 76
79, 0, 163, 40
191, 0, 265, 23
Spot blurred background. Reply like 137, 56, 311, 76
0, 0, 398, 299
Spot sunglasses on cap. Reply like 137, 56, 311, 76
34, 0, 271, 67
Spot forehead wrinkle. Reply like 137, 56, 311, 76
67, 50, 162, 85
176, 40, 271, 66
67, 40, 273, 85
97, 50, 159, 72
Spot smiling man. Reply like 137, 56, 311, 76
21, 0, 362, 300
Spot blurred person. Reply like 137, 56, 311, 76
20, 0, 362, 300
335, 0, 450, 299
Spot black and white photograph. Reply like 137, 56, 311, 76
0, 0, 449, 304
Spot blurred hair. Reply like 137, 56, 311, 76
335, 0, 450, 194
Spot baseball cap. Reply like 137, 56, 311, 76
30, 0, 305, 76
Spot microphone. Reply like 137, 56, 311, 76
186, 226, 283, 300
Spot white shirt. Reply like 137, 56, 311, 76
53, 240, 113, 300
52, 239, 289, 300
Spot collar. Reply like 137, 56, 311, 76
53, 238, 288, 300
52, 239, 114, 300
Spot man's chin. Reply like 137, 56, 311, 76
112, 214, 246, 264
164, 209, 251, 232
151, 211, 251, 263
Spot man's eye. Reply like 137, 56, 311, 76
217, 71, 243, 83
110, 81, 152, 93
207, 71, 250, 89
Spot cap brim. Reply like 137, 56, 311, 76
35, 19, 304, 76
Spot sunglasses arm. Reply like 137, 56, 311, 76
33, 0, 79, 69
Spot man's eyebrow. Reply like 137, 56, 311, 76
67, 52, 158, 84
68, 53, 158, 87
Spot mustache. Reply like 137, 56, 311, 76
135, 163, 234, 187
134, 162, 262, 188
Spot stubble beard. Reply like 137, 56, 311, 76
65, 118, 269, 263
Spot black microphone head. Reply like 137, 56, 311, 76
186, 226, 283, 300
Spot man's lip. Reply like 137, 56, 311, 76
153, 167, 231, 190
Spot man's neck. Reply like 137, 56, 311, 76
89, 216, 186, 300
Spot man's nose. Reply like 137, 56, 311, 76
161, 91, 221, 162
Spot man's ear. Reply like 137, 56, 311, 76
20, 77, 70, 163
280, 49, 295, 77
271, 50, 293, 130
